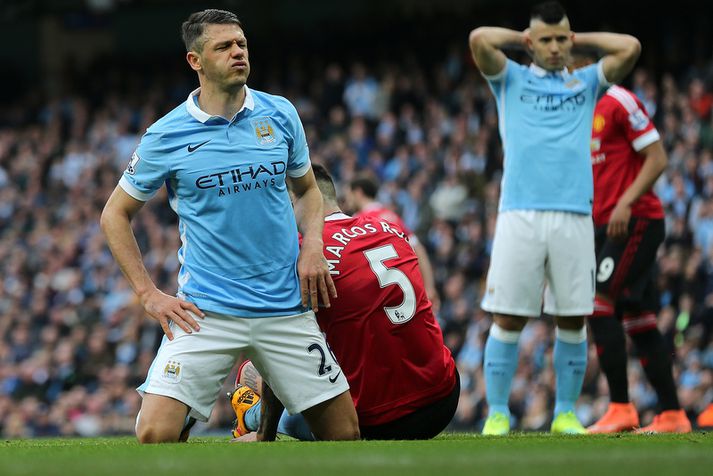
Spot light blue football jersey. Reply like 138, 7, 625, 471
119, 86, 310, 317
485, 59, 610, 214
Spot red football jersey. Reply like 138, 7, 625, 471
318, 213, 456, 426
591, 85, 665, 227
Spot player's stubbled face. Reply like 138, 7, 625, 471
200, 24, 251, 89
528, 18, 573, 71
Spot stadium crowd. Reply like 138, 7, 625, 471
1, 43, 713, 437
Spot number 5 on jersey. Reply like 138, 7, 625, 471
364, 244, 416, 324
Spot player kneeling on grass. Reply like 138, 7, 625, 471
101, 10, 359, 443
229, 164, 460, 441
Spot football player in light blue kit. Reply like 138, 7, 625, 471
100, 9, 359, 443
469, 1, 641, 434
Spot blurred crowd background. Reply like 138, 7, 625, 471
1, 0, 713, 437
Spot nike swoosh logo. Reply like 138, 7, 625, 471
328, 372, 342, 384
187, 140, 210, 152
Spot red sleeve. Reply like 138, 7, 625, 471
608, 87, 659, 152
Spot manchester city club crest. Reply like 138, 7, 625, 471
251, 117, 278, 146
162, 359, 182, 383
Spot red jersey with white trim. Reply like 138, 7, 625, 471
591, 85, 665, 227
318, 213, 456, 426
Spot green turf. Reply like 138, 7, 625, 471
1, 432, 712, 476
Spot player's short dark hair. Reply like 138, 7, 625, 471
531, 1, 567, 24
349, 174, 379, 199
312, 164, 338, 202
181, 9, 242, 52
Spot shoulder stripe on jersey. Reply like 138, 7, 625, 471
607, 86, 639, 114
325, 212, 351, 221
631, 129, 661, 152
597, 60, 613, 88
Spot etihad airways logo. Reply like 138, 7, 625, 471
520, 91, 586, 112
195, 161, 286, 196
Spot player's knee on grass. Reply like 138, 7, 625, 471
136, 395, 189, 444
302, 390, 360, 441
136, 417, 183, 444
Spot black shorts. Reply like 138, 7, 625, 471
359, 369, 460, 440
594, 217, 664, 313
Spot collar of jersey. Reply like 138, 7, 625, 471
325, 212, 351, 221
529, 63, 569, 79
186, 85, 255, 123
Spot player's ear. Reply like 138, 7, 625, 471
523, 30, 533, 53
525, 37, 534, 54
186, 51, 202, 72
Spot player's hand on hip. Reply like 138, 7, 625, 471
297, 240, 337, 312
140, 288, 205, 340
607, 202, 632, 240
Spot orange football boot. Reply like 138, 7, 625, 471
588, 402, 640, 433
636, 409, 692, 434
228, 384, 261, 438
697, 404, 713, 428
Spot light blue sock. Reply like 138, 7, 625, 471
244, 401, 261, 432
277, 411, 315, 441
484, 324, 521, 417
553, 326, 588, 416
243, 402, 315, 441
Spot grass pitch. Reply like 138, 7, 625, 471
1, 432, 712, 476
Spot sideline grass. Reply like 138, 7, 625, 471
1, 432, 712, 476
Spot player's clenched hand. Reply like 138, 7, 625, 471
607, 202, 631, 240
297, 239, 337, 312
140, 288, 204, 340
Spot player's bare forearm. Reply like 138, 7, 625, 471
289, 169, 337, 310
294, 189, 324, 246
100, 186, 157, 298
101, 186, 203, 339
256, 383, 283, 442
574, 32, 641, 84
468, 27, 520, 76
289, 169, 325, 245
617, 141, 667, 209
607, 141, 667, 238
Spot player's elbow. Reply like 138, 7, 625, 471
623, 35, 642, 62
469, 28, 486, 51
99, 205, 112, 236
653, 151, 668, 175
99, 203, 118, 238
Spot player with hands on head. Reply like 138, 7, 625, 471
469, 0, 640, 435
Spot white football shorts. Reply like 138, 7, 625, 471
137, 310, 349, 421
481, 210, 595, 317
